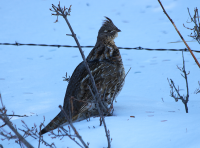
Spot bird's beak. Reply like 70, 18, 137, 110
117, 28, 121, 32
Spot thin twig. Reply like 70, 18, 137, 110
158, 0, 200, 68
0, 114, 29, 117
38, 124, 42, 148
71, 96, 95, 104
59, 105, 88, 148
185, 7, 200, 44
51, 3, 111, 147
0, 95, 34, 148
19, 120, 55, 148
87, 86, 111, 147
182, 52, 189, 109
0, 131, 17, 139
49, 127, 84, 148
194, 81, 200, 94
167, 51, 189, 113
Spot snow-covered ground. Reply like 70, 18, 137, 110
0, 0, 200, 147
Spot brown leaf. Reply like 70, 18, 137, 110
130, 116, 135, 118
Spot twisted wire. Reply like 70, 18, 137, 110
0, 42, 199, 53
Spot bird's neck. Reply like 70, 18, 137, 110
96, 37, 116, 46
86, 38, 122, 64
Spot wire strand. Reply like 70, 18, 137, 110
0, 42, 199, 53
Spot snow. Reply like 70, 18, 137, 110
0, 0, 200, 147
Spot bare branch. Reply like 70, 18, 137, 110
63, 72, 71, 82
0, 94, 34, 148
51, 2, 111, 147
0, 130, 17, 139
0, 114, 29, 118
0, 95, 55, 148
158, 0, 200, 68
19, 119, 55, 148
49, 127, 84, 148
167, 52, 189, 113
38, 124, 42, 148
59, 105, 88, 148
87, 85, 110, 146
184, 7, 200, 44
194, 81, 200, 94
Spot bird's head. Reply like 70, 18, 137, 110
87, 17, 121, 62
97, 16, 121, 42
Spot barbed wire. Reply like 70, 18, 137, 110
0, 42, 200, 53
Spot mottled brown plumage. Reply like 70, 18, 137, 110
40, 16, 125, 135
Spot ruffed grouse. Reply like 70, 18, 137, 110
40, 16, 125, 135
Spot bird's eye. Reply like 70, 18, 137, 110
104, 30, 113, 33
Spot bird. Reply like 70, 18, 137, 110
40, 16, 125, 135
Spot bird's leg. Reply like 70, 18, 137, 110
87, 112, 90, 121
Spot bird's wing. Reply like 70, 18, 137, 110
40, 60, 121, 135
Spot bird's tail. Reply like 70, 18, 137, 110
40, 111, 68, 135
40, 103, 92, 135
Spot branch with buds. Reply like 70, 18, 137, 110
0, 94, 34, 148
167, 52, 189, 113
50, 2, 111, 147
49, 125, 85, 148
0, 93, 56, 148
19, 117, 56, 148
183, 7, 200, 44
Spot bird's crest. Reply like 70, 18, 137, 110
103, 16, 113, 26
